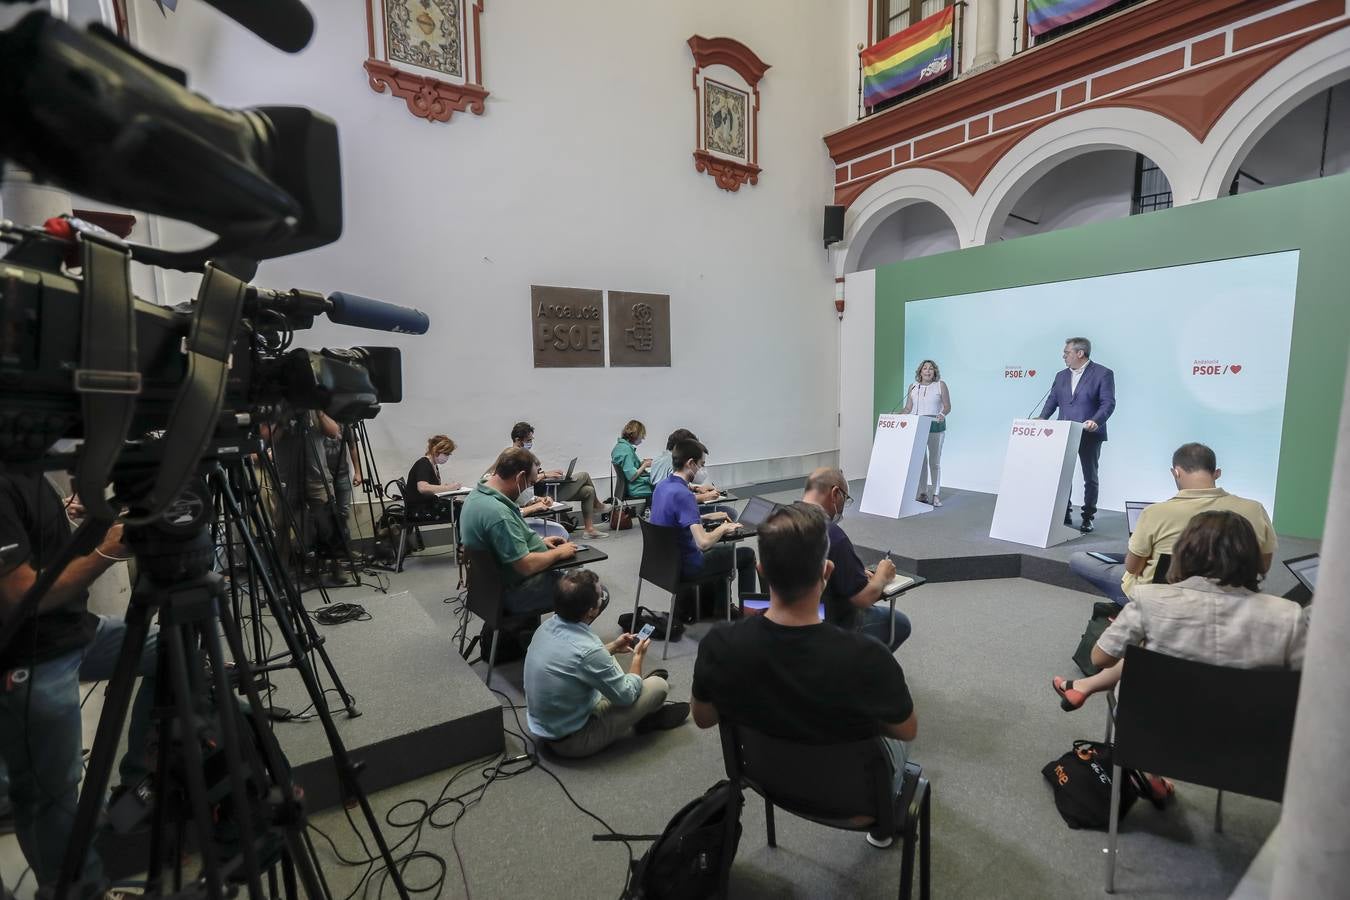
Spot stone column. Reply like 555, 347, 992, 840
972, 0, 1001, 69
1272, 355, 1350, 896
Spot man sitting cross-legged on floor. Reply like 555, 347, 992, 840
802, 467, 912, 652
690, 502, 918, 848
1068, 442, 1276, 606
525, 569, 689, 757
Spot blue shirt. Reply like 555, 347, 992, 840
524, 615, 643, 739
648, 450, 674, 486
650, 474, 703, 574
823, 521, 870, 628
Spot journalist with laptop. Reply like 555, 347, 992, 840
1069, 442, 1277, 605
510, 421, 605, 539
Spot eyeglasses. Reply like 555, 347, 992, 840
837, 487, 853, 507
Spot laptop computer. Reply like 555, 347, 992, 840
1284, 554, 1319, 592
705, 495, 778, 539
541, 457, 577, 484
1124, 500, 1152, 536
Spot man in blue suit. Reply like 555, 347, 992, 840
1040, 336, 1115, 533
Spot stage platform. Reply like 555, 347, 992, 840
755, 480, 1319, 597
264, 588, 503, 812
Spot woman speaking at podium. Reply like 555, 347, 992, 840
901, 359, 951, 506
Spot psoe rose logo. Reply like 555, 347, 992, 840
1192, 360, 1243, 376
1004, 366, 1037, 379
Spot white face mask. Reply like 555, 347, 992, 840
523, 441, 534, 450
434, 453, 449, 466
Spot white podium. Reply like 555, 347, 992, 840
989, 419, 1083, 548
860, 414, 933, 519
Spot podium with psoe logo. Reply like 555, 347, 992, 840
860, 414, 933, 519
989, 418, 1083, 547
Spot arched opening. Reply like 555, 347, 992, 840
853, 200, 960, 271
1228, 81, 1350, 195
992, 149, 1171, 241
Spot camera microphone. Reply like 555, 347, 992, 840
327, 291, 431, 335
201, 0, 316, 53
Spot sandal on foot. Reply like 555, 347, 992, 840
1143, 774, 1175, 809
1052, 675, 1088, 711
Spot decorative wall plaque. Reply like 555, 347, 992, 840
364, 0, 488, 123
608, 292, 671, 368
531, 286, 605, 368
687, 36, 770, 192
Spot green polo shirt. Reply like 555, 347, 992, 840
459, 483, 548, 587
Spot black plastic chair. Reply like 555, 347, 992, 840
610, 461, 649, 525
390, 477, 459, 572
1104, 645, 1301, 893
458, 548, 533, 689
634, 519, 734, 659
1152, 553, 1171, 583
719, 721, 931, 900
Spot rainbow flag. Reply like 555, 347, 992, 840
861, 7, 954, 109
1027, 0, 1128, 37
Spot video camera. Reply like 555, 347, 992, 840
0, 8, 429, 521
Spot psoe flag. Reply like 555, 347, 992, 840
1027, 0, 1129, 37
862, 7, 954, 108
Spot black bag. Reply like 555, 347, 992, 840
619, 606, 684, 643
626, 780, 744, 900
477, 614, 541, 664
1042, 740, 1147, 830
1072, 601, 1120, 676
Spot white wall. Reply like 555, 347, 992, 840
996, 149, 1137, 240
125, 0, 849, 487
1234, 83, 1350, 194
855, 200, 961, 269
839, 269, 877, 478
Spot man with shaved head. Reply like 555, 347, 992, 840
802, 468, 912, 651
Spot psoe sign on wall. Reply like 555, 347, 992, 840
532, 286, 604, 368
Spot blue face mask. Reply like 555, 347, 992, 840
523, 441, 533, 450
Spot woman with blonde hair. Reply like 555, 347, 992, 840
900, 359, 951, 506
610, 419, 654, 500
405, 435, 464, 517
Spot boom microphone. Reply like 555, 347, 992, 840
200, 0, 315, 53
327, 291, 431, 335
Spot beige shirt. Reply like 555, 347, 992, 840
1097, 576, 1308, 670
1122, 488, 1277, 599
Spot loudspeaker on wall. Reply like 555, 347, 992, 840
823, 205, 845, 248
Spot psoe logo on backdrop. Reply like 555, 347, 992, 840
1192, 359, 1243, 376
1010, 423, 1055, 437
1004, 366, 1037, 379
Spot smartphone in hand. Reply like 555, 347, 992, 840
634, 623, 656, 643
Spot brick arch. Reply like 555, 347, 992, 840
971, 107, 1203, 246
1199, 31, 1350, 200
839, 168, 975, 275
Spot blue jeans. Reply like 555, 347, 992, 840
0, 615, 159, 897
1068, 551, 1129, 605
858, 604, 912, 652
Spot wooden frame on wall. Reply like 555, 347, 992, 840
364, 0, 488, 123
688, 35, 770, 192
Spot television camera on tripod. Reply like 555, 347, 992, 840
0, 2, 422, 897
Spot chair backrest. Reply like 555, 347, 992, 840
388, 478, 408, 502
464, 548, 507, 627
718, 721, 895, 833
1114, 645, 1301, 801
638, 518, 685, 594
612, 461, 631, 503
1152, 553, 1172, 584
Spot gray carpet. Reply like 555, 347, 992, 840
294, 523, 1280, 900
0, 487, 1293, 898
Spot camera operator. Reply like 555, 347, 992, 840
325, 422, 362, 549
0, 472, 159, 898
269, 409, 350, 586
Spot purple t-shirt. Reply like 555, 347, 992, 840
650, 474, 704, 573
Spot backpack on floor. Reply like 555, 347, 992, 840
1042, 740, 1148, 830
622, 780, 744, 900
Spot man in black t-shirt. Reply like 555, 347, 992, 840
0, 472, 159, 897
691, 502, 917, 847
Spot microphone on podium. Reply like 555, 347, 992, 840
889, 383, 915, 414
1027, 382, 1054, 419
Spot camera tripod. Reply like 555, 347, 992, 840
56, 468, 407, 899
212, 453, 359, 721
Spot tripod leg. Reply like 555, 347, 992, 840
54, 599, 154, 898
160, 624, 229, 898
